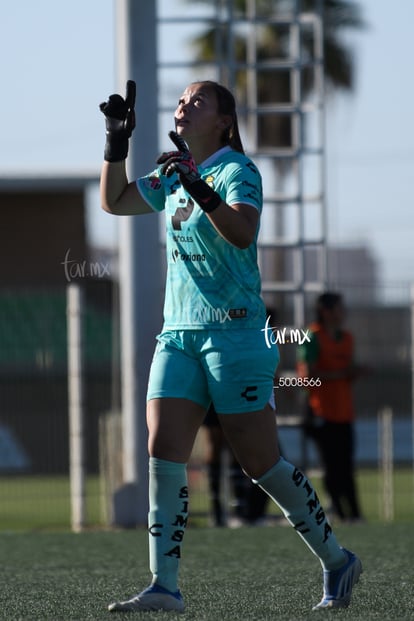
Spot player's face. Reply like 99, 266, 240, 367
174, 83, 226, 143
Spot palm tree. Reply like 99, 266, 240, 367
186, 0, 365, 146
263, 1, 364, 150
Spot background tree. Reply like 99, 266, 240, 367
187, 0, 365, 145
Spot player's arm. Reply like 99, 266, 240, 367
205, 201, 258, 249
100, 161, 152, 216
157, 131, 258, 248
99, 80, 152, 216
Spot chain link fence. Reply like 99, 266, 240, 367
0, 281, 413, 529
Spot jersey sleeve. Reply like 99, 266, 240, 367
224, 159, 262, 212
136, 168, 166, 212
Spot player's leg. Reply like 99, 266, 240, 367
219, 407, 362, 608
341, 423, 363, 520
317, 422, 347, 520
207, 328, 361, 609
146, 396, 206, 589
108, 397, 205, 614
109, 333, 209, 613
220, 407, 342, 554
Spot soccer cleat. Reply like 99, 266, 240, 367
108, 583, 185, 613
313, 548, 362, 610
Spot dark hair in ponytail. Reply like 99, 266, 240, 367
191, 80, 245, 154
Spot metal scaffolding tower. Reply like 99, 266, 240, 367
112, 1, 328, 524
157, 0, 327, 331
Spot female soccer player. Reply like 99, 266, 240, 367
99, 80, 362, 613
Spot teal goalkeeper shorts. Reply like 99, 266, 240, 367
146, 328, 280, 414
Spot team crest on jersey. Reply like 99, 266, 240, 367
205, 175, 215, 189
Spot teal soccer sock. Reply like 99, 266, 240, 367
148, 457, 189, 592
254, 458, 346, 570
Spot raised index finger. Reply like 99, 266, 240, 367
169, 130, 189, 153
125, 80, 136, 110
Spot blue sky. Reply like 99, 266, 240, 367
324, 0, 414, 293
1, 0, 413, 294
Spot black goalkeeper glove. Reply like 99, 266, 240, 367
99, 80, 136, 162
156, 131, 222, 213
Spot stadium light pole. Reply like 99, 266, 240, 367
115, 0, 162, 525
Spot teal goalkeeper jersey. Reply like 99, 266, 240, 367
137, 146, 266, 330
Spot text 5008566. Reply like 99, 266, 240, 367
274, 377, 321, 388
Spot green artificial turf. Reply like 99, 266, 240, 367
0, 467, 413, 531
0, 524, 413, 620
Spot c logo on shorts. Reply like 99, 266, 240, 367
241, 386, 258, 402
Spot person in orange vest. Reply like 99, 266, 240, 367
297, 292, 366, 523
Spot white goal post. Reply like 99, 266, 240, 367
67, 283, 86, 532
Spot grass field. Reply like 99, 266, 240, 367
0, 468, 413, 619
0, 523, 413, 620
0, 467, 413, 530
